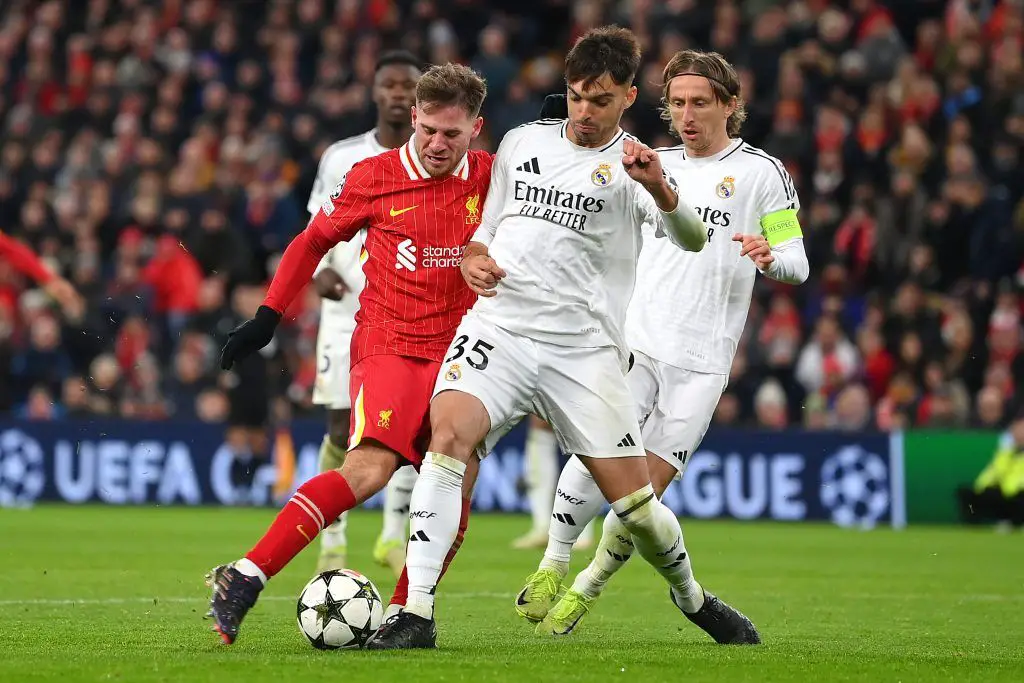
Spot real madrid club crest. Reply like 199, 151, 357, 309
465, 194, 481, 224
445, 363, 462, 381
716, 176, 736, 199
591, 163, 612, 187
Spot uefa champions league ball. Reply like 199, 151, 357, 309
296, 569, 384, 649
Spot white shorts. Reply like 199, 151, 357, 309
312, 316, 354, 410
627, 350, 727, 476
434, 313, 645, 459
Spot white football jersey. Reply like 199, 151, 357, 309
626, 138, 801, 374
306, 130, 387, 330
471, 120, 677, 364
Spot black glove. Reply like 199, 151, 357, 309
539, 93, 568, 119
220, 305, 282, 370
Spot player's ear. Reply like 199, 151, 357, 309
410, 105, 418, 127
724, 96, 737, 118
471, 116, 483, 139
624, 84, 638, 110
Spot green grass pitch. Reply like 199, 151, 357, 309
1, 506, 1021, 682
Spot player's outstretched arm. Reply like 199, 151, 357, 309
220, 166, 373, 370
460, 241, 506, 298
0, 231, 85, 319
0, 230, 56, 284
622, 140, 707, 252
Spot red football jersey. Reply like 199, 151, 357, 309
265, 139, 493, 364
0, 230, 54, 283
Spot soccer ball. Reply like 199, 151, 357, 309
296, 569, 383, 649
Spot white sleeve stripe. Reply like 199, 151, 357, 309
740, 147, 795, 202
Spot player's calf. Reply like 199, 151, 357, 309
608, 484, 706, 613
541, 455, 605, 573
401, 391, 490, 623
317, 433, 350, 573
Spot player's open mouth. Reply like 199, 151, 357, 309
682, 129, 699, 140
425, 154, 447, 165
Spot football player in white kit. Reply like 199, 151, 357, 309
525, 49, 810, 637
310, 51, 424, 576
367, 28, 757, 650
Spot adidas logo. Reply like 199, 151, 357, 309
552, 512, 576, 526
409, 530, 430, 542
617, 433, 637, 448
662, 551, 688, 569
606, 549, 631, 563
515, 157, 541, 174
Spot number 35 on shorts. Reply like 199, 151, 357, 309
444, 334, 494, 374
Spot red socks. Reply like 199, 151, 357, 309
390, 497, 471, 606
245, 470, 356, 578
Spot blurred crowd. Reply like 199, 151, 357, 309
0, 0, 1022, 432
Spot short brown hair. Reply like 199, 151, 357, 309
415, 63, 487, 117
565, 26, 642, 89
661, 50, 747, 137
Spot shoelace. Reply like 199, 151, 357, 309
555, 593, 589, 619
525, 571, 559, 601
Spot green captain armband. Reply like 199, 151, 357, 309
760, 208, 802, 246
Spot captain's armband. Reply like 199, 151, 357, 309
760, 208, 802, 246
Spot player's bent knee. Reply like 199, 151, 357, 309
428, 390, 490, 461
613, 489, 658, 536
339, 441, 400, 503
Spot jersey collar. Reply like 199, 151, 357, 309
682, 138, 744, 165
399, 136, 470, 181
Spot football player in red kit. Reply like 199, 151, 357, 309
0, 229, 84, 318
208, 63, 493, 645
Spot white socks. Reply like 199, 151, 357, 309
404, 452, 466, 619
381, 465, 418, 543
609, 485, 703, 613
524, 426, 558, 533
317, 435, 348, 550
234, 557, 267, 586
571, 511, 633, 599
539, 455, 604, 575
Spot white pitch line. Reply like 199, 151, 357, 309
1, 592, 1021, 608
0, 592, 512, 607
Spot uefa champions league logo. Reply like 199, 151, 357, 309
0, 429, 45, 507
820, 445, 891, 528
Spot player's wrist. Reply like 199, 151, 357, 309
647, 180, 679, 212
256, 304, 283, 326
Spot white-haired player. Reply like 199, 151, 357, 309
522, 48, 808, 638
310, 51, 424, 576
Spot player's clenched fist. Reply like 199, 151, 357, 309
621, 139, 665, 187
460, 243, 506, 298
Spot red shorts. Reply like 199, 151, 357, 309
348, 354, 441, 467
